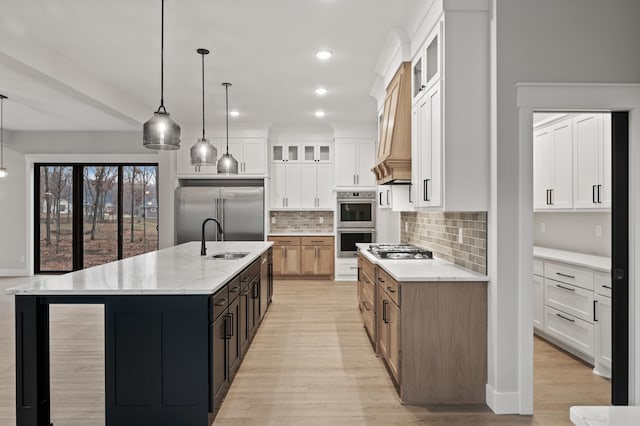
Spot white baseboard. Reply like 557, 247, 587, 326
0, 268, 29, 277
486, 383, 521, 414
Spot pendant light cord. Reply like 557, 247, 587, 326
223, 83, 231, 154
0, 96, 4, 168
158, 0, 166, 113
201, 52, 205, 140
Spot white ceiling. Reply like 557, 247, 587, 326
0, 0, 423, 133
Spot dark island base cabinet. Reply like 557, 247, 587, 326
14, 249, 273, 426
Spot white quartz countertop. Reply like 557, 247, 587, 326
356, 244, 488, 282
570, 405, 640, 426
534, 246, 610, 272
268, 232, 334, 237
6, 241, 273, 296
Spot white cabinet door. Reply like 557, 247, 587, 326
271, 143, 299, 163
551, 120, 573, 209
285, 163, 302, 208
335, 140, 357, 187
594, 293, 611, 377
300, 164, 317, 208
533, 128, 554, 209
533, 274, 544, 331
270, 163, 287, 209
356, 140, 376, 187
574, 114, 601, 208
242, 139, 266, 175
316, 164, 333, 209
414, 85, 441, 208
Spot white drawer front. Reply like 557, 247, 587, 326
594, 271, 612, 298
545, 278, 594, 323
336, 262, 358, 276
544, 306, 594, 357
533, 259, 544, 276
544, 261, 594, 291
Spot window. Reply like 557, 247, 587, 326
35, 164, 159, 273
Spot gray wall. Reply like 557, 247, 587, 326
490, 0, 640, 409
0, 142, 28, 275
534, 212, 611, 257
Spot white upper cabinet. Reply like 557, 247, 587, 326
533, 112, 611, 211
412, 26, 440, 102
335, 139, 376, 188
271, 143, 300, 163
176, 138, 266, 177
533, 118, 573, 210
573, 113, 611, 209
270, 141, 334, 210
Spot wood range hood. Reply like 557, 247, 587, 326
372, 62, 412, 185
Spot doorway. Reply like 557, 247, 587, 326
515, 84, 639, 412
531, 111, 615, 412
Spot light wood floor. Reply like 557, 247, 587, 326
0, 278, 610, 425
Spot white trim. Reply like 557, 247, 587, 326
486, 383, 520, 414
516, 83, 640, 408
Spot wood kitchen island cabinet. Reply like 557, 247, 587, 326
7, 241, 273, 426
357, 248, 488, 404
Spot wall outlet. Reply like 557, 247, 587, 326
540, 222, 546, 233
595, 224, 602, 237
458, 228, 464, 244
319, 217, 324, 224
271, 216, 276, 224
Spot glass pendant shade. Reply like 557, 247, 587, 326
190, 138, 217, 169
0, 168, 7, 178
143, 111, 181, 150
217, 152, 239, 174
218, 82, 238, 175
143, 0, 181, 150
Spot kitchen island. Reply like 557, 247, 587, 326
7, 241, 273, 426
356, 243, 488, 405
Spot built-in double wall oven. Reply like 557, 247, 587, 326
336, 191, 376, 258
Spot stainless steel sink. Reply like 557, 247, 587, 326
208, 252, 249, 260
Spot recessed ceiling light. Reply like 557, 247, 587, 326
315, 50, 333, 60
229, 110, 240, 117
315, 87, 328, 95
314, 110, 326, 118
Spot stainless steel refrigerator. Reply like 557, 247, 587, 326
175, 180, 264, 244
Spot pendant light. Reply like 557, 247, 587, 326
217, 82, 238, 174
0, 94, 7, 179
143, 0, 181, 150
190, 49, 217, 171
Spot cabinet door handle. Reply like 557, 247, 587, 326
602, 285, 612, 290
387, 286, 396, 293
423, 179, 427, 201
230, 286, 240, 293
382, 299, 388, 323
216, 299, 227, 306
379, 192, 383, 205
597, 184, 602, 204
353, 174, 356, 185
386, 189, 390, 205
546, 189, 550, 205
284, 247, 287, 258
363, 301, 371, 311
593, 300, 598, 322
224, 313, 233, 339
356, 174, 359, 185
556, 272, 575, 279
408, 183, 412, 203
378, 277, 385, 283
592, 185, 597, 204
556, 313, 575, 323
281, 247, 285, 258
424, 179, 431, 201
550, 189, 553, 205
310, 240, 324, 243
556, 284, 575, 292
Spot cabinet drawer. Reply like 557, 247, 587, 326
227, 276, 241, 302
362, 273, 376, 311
300, 236, 333, 246
544, 261, 594, 291
595, 271, 612, 298
211, 286, 229, 322
545, 278, 594, 323
240, 259, 261, 288
359, 253, 376, 283
533, 259, 544, 276
268, 236, 302, 246
362, 291, 376, 342
544, 305, 594, 357
377, 268, 399, 306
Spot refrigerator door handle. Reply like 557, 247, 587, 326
221, 199, 225, 241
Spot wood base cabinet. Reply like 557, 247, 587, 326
357, 251, 486, 405
269, 235, 334, 279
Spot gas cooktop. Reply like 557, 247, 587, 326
368, 244, 433, 260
